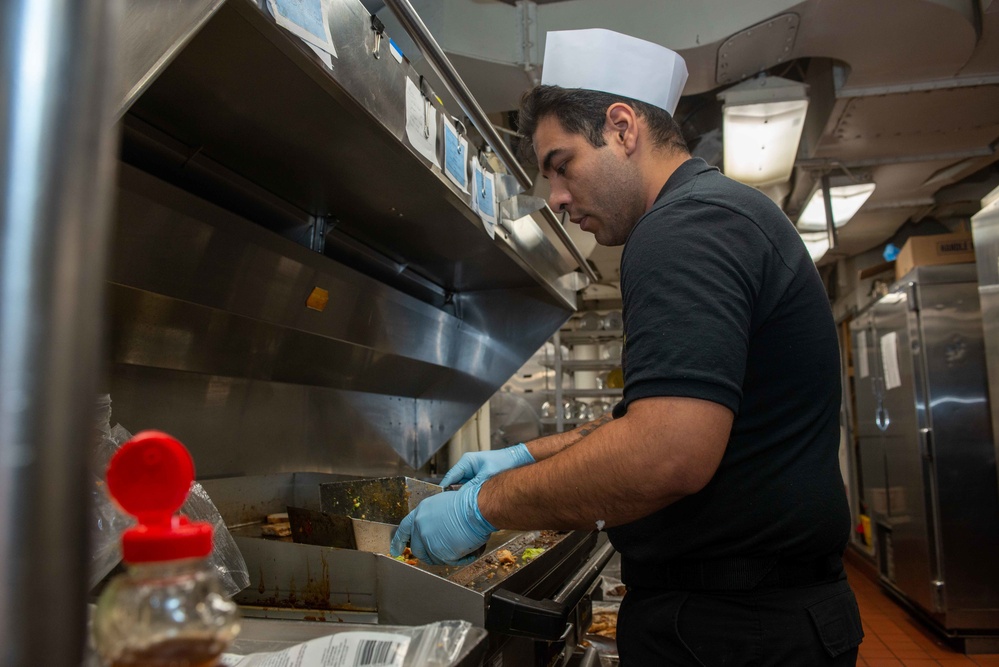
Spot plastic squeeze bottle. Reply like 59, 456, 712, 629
93, 431, 240, 667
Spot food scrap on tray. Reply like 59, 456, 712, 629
496, 549, 517, 566
261, 512, 291, 538
588, 610, 618, 639
392, 547, 420, 566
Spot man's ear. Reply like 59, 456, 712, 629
606, 103, 639, 155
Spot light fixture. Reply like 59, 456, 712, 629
799, 231, 830, 263
797, 181, 876, 232
717, 76, 809, 188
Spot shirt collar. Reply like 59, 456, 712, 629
652, 157, 717, 205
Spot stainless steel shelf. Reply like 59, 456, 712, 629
558, 329, 625, 342
540, 417, 589, 426
542, 388, 623, 398
540, 359, 620, 371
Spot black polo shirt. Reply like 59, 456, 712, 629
608, 158, 849, 575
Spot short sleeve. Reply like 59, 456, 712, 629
614, 199, 770, 417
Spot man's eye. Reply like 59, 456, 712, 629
556, 163, 567, 176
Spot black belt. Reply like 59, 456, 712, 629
622, 554, 844, 592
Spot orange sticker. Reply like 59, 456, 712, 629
306, 287, 330, 312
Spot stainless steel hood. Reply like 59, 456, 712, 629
107, 0, 578, 473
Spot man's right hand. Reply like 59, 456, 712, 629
440, 443, 535, 488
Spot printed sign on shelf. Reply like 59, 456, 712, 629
472, 159, 498, 238
405, 78, 439, 168
443, 116, 468, 192
268, 0, 338, 58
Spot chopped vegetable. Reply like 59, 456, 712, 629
522, 547, 546, 562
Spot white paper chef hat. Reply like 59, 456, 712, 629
541, 29, 688, 116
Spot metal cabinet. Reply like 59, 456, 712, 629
850, 264, 999, 636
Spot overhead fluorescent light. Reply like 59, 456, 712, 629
718, 76, 809, 188
799, 231, 830, 263
797, 182, 876, 231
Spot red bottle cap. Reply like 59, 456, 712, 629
106, 431, 213, 563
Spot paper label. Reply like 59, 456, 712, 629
472, 160, 497, 236
443, 116, 468, 192
268, 0, 338, 57
306, 42, 334, 69
857, 330, 869, 379
405, 79, 440, 168
880, 332, 902, 390
389, 39, 404, 63
221, 631, 410, 667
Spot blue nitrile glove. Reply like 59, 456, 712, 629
440, 443, 535, 488
390, 480, 495, 566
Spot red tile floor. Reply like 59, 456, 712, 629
845, 551, 999, 666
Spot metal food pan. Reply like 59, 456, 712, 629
287, 506, 397, 553
319, 476, 441, 524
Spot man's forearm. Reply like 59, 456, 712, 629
477, 397, 732, 531
481, 414, 680, 530
526, 414, 614, 460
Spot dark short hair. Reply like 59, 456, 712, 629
517, 85, 688, 163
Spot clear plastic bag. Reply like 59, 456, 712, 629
220, 620, 479, 667
403, 620, 476, 667
89, 395, 250, 596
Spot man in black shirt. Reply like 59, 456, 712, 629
391, 29, 862, 665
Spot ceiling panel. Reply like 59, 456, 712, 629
814, 86, 999, 161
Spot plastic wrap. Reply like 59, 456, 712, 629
183, 475, 251, 596
89, 397, 133, 590
88, 395, 250, 596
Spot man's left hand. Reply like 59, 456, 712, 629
389, 481, 495, 566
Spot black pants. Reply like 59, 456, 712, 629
617, 577, 863, 666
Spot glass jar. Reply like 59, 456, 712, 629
600, 341, 623, 361
601, 310, 623, 331
577, 312, 601, 331
94, 556, 240, 667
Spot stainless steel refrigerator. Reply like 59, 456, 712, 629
972, 188, 999, 498
850, 263, 999, 646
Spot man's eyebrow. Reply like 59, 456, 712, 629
542, 147, 566, 174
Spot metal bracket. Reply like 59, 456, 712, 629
931, 580, 946, 612
875, 404, 891, 432
516, 1, 540, 83
310, 216, 329, 253
906, 283, 920, 312
370, 15, 385, 58
919, 427, 933, 462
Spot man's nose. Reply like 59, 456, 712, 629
548, 184, 570, 214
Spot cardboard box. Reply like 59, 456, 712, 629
895, 232, 975, 280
